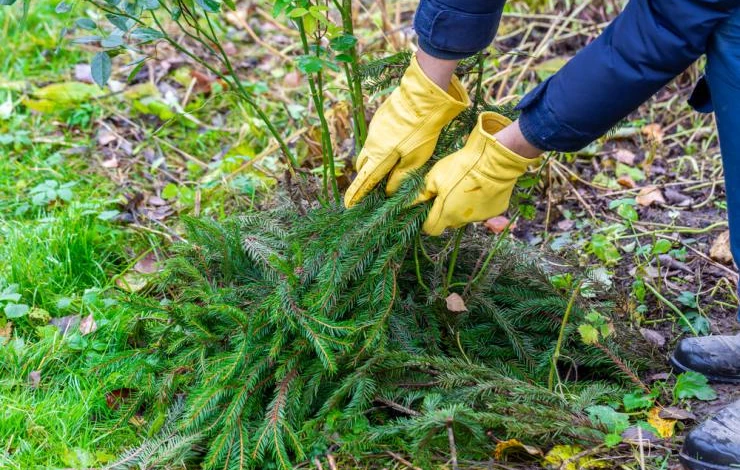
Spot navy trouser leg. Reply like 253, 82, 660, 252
414, 0, 506, 60
705, 9, 740, 319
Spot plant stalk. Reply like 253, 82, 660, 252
548, 281, 581, 392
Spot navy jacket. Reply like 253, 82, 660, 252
415, 0, 740, 151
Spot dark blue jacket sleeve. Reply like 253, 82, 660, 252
414, 0, 507, 60
517, 0, 740, 152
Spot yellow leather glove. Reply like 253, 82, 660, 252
415, 112, 541, 236
343, 54, 470, 208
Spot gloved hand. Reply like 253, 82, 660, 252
343, 54, 470, 208
415, 112, 541, 236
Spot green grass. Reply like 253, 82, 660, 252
0, 3, 156, 466
0, 0, 84, 82
1, 207, 125, 313
0, 311, 139, 469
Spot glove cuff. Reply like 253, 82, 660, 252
467, 112, 542, 174
402, 55, 471, 123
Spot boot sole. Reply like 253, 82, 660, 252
679, 451, 736, 470
670, 354, 740, 385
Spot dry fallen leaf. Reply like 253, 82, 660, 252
636, 186, 666, 207
484, 216, 516, 234
557, 219, 574, 231
445, 293, 468, 313
134, 252, 159, 274
642, 123, 665, 142
79, 313, 98, 336
0, 321, 12, 344
493, 438, 542, 460
640, 328, 666, 348
616, 175, 636, 189
106, 388, 133, 410
49, 314, 81, 335
613, 149, 636, 165
283, 70, 302, 88
710, 230, 733, 265
648, 407, 676, 438
191, 69, 216, 93
116, 272, 149, 292
28, 370, 41, 389
101, 157, 119, 169
658, 406, 696, 421
621, 426, 659, 445
97, 129, 118, 147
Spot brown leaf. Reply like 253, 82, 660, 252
629, 265, 659, 279
445, 293, 468, 313
101, 157, 119, 168
640, 328, 666, 348
647, 372, 671, 382
134, 252, 159, 274
642, 123, 665, 142
616, 175, 636, 189
283, 70, 302, 88
28, 370, 41, 389
658, 406, 696, 421
710, 230, 733, 264
116, 272, 149, 292
621, 426, 660, 444
49, 314, 81, 335
613, 149, 636, 165
148, 196, 167, 206
636, 186, 666, 207
79, 313, 98, 336
484, 216, 516, 234
556, 219, 574, 231
106, 388, 133, 410
664, 189, 691, 205
97, 129, 118, 147
190, 69, 216, 93
0, 321, 11, 343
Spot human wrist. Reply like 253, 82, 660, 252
415, 49, 459, 91
493, 119, 544, 159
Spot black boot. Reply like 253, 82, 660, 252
671, 335, 740, 470
670, 335, 740, 384
679, 399, 740, 470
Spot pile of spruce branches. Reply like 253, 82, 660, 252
97, 55, 653, 469
99, 173, 651, 469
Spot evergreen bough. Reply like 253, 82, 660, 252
99, 56, 653, 469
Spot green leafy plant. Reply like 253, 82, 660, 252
28, 179, 76, 206
0, 284, 30, 321
674, 371, 717, 401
